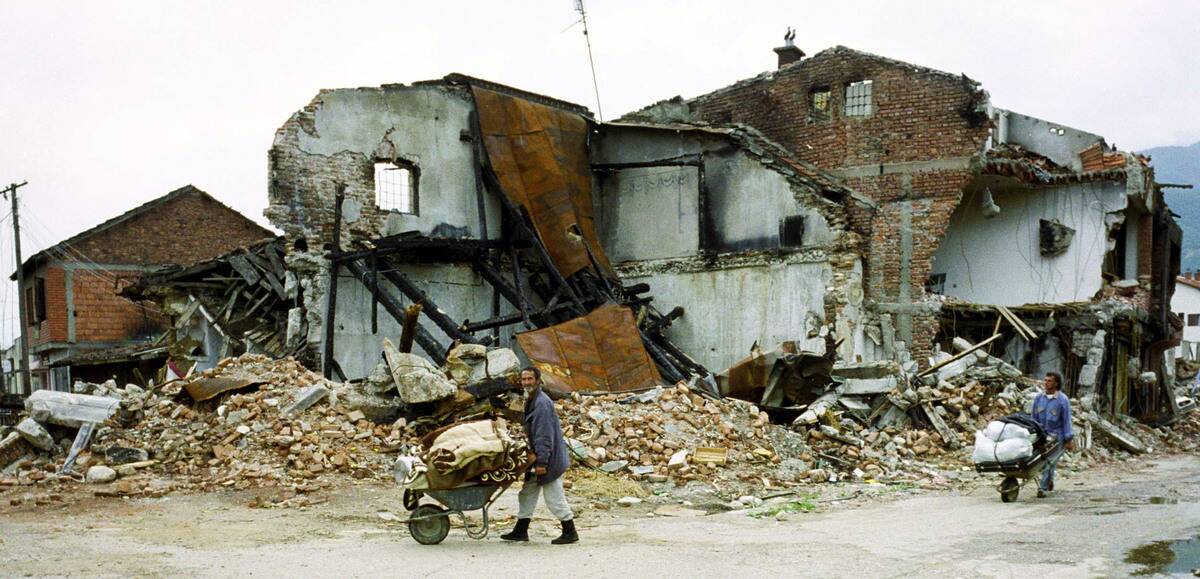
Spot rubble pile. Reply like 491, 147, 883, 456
87, 355, 408, 492
558, 385, 812, 491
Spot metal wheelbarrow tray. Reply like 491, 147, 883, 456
974, 441, 1062, 503
400, 459, 532, 545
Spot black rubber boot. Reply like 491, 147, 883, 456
500, 518, 530, 542
551, 519, 578, 545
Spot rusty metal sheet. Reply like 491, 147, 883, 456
472, 87, 612, 279
516, 304, 660, 393
183, 376, 265, 402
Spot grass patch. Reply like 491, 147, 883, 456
748, 496, 817, 518
565, 468, 648, 501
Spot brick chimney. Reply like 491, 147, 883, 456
773, 27, 804, 69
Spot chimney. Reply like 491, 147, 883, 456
773, 27, 804, 69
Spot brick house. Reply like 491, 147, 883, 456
11, 185, 274, 392
628, 39, 1181, 421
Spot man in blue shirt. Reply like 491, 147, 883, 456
1031, 372, 1075, 498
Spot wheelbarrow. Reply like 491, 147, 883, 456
400, 459, 532, 545
974, 440, 1062, 502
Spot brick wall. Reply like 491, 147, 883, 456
28, 266, 67, 347
71, 269, 166, 343
70, 187, 273, 267
686, 46, 992, 364
24, 186, 268, 348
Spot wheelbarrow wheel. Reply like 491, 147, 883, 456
999, 477, 1020, 503
409, 504, 451, 545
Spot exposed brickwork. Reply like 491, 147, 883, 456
28, 266, 67, 347
23, 186, 268, 351
682, 46, 992, 364
1137, 213, 1154, 278
70, 187, 273, 267
71, 269, 166, 343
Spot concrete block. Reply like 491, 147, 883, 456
24, 390, 121, 428
15, 418, 54, 451
837, 376, 897, 396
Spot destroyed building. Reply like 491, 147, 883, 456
9, 185, 274, 392
629, 38, 1181, 422
264, 74, 872, 390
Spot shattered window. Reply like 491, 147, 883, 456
374, 162, 418, 214
844, 80, 873, 117
810, 88, 831, 122
926, 273, 947, 295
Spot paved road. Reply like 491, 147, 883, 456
3, 455, 1199, 577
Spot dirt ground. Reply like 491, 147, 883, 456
2, 453, 1199, 578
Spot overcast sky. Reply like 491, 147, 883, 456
0, 0, 1197, 345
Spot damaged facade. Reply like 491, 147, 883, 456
264, 40, 1180, 425
10, 185, 274, 393
265, 76, 864, 390
629, 41, 1181, 423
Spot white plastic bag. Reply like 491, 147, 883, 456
993, 438, 1033, 462
972, 431, 1033, 463
972, 431, 998, 463
983, 420, 1037, 443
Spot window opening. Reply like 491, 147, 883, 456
810, 88, 831, 122
844, 80, 873, 117
374, 162, 418, 214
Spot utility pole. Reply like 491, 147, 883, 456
2, 181, 30, 395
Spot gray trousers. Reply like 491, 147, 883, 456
516, 476, 573, 521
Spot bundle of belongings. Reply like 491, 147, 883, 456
393, 419, 528, 490
972, 413, 1047, 465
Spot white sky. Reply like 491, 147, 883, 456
1, 0, 1198, 346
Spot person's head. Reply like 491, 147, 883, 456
1043, 372, 1062, 395
519, 366, 541, 393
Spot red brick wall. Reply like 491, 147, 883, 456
28, 266, 67, 347
71, 269, 166, 343
687, 47, 992, 364
24, 187, 266, 348
687, 47, 989, 172
1138, 213, 1154, 278
70, 187, 273, 267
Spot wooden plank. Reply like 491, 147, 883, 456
995, 305, 1035, 340
922, 403, 961, 449
228, 254, 262, 286
265, 243, 287, 277
918, 333, 1002, 377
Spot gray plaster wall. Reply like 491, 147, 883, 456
998, 110, 1105, 171
594, 126, 833, 260
329, 263, 520, 379
276, 84, 502, 240
931, 179, 1127, 306
623, 260, 832, 372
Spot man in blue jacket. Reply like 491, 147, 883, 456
1032, 372, 1075, 498
501, 366, 577, 544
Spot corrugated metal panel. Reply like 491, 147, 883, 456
516, 304, 660, 393
472, 87, 612, 279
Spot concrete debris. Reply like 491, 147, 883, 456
383, 338, 457, 404
282, 385, 330, 417
15, 418, 54, 451
85, 465, 117, 484
24, 390, 121, 428
445, 344, 521, 386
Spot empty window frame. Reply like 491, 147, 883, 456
26, 276, 46, 326
809, 88, 831, 122
1189, 313, 1200, 327
844, 80, 873, 117
374, 162, 419, 214
779, 215, 807, 247
926, 273, 947, 295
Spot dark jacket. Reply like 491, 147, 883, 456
524, 387, 570, 485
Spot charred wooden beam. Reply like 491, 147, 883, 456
344, 259, 447, 364
470, 260, 524, 309
374, 256, 484, 345
461, 301, 577, 333
399, 303, 422, 354
322, 186, 345, 379
591, 155, 703, 172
